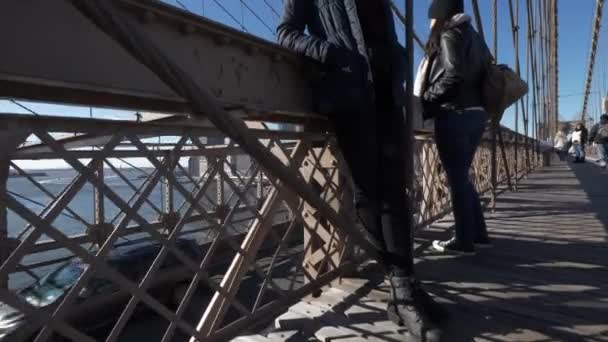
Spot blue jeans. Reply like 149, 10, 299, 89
596, 142, 608, 161
573, 143, 585, 159
556, 150, 567, 161
434, 110, 489, 248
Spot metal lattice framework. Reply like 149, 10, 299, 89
0, 115, 539, 341
0, 0, 547, 341
1, 115, 354, 341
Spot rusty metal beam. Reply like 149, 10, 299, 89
6, 114, 528, 159
0, 0, 319, 116
0, 114, 321, 156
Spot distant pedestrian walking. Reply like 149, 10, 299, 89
589, 114, 608, 168
571, 123, 587, 163
554, 128, 568, 162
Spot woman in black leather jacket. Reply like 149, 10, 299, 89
422, 0, 492, 255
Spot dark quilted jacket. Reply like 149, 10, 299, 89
277, 0, 406, 115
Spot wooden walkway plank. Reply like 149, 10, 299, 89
416, 161, 608, 341
232, 330, 310, 342
251, 161, 608, 341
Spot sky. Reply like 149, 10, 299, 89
2, 0, 606, 167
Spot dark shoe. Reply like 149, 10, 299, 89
432, 238, 476, 255
387, 279, 448, 325
387, 274, 443, 341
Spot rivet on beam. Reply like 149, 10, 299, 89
272, 54, 283, 63
180, 24, 196, 35
296, 61, 307, 72
141, 10, 157, 24
245, 45, 260, 56
214, 35, 232, 46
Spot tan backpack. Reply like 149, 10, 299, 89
482, 63, 529, 124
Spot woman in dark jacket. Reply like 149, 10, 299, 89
277, 0, 443, 340
422, 0, 493, 255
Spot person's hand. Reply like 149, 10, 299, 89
325, 45, 366, 75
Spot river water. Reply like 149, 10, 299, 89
4, 168, 277, 289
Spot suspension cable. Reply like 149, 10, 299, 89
239, 0, 275, 36
388, 2, 424, 49
471, 0, 486, 41
582, 0, 604, 122
210, 0, 249, 32
553, 0, 559, 130
9, 100, 39, 116
262, 0, 281, 18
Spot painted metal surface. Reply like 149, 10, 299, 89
0, 0, 319, 115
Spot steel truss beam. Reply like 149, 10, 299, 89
0, 0, 318, 116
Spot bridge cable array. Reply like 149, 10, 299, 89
582, 0, 605, 123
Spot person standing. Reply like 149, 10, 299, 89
571, 123, 586, 163
581, 123, 589, 162
554, 128, 568, 162
589, 114, 608, 168
277, 0, 443, 340
416, 0, 492, 255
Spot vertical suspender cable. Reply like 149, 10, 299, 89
553, 0, 559, 135
404, 0, 415, 270
471, 0, 485, 40
537, 0, 546, 141
508, 0, 522, 187
490, 0, 498, 210
527, 0, 540, 161
522, 0, 530, 171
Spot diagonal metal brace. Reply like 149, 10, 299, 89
65, 0, 389, 263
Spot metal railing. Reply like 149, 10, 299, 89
0, 114, 541, 341
0, 1, 545, 340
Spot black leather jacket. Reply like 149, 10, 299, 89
423, 21, 491, 118
277, 0, 406, 115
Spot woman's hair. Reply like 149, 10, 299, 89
425, 19, 447, 55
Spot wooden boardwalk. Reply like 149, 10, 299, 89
235, 160, 608, 341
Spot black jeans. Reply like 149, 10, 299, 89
329, 94, 413, 275
434, 109, 488, 248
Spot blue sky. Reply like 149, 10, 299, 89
1, 0, 604, 131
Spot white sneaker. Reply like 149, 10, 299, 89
600, 161, 607, 168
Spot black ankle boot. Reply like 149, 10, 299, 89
387, 273, 443, 341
